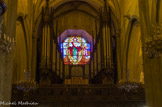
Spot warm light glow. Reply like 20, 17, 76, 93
60, 36, 91, 65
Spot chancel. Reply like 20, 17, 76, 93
0, 0, 162, 107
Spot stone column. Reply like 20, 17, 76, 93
31, 32, 38, 81
40, 2, 52, 69
0, 50, 5, 101
102, 24, 113, 68
39, 3, 53, 84
102, 0, 114, 70
0, 13, 5, 102
115, 30, 122, 82
2, 50, 14, 102
139, 0, 162, 107
0, 45, 14, 106
0, 0, 17, 105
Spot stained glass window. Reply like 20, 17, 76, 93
60, 36, 91, 65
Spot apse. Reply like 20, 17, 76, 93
58, 29, 94, 65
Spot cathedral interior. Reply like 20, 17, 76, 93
0, 0, 162, 107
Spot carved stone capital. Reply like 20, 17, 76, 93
43, 1, 52, 24
152, 23, 162, 36
0, 39, 15, 53
144, 24, 162, 58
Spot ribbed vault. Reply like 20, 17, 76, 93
33, 0, 121, 26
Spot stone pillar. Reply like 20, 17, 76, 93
0, 0, 17, 106
2, 50, 14, 102
0, 50, 5, 101
115, 30, 122, 82
139, 0, 162, 107
31, 32, 38, 81
40, 25, 51, 68
39, 1, 54, 84
102, 25, 113, 68
0, 13, 5, 102
102, 0, 114, 70
97, 40, 101, 71
40, 1, 53, 69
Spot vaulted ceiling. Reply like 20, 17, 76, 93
15, 0, 121, 30
25, 0, 121, 25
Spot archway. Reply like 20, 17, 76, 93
126, 20, 143, 83
13, 20, 27, 83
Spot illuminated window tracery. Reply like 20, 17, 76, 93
60, 36, 91, 65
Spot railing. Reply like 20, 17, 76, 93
11, 84, 146, 106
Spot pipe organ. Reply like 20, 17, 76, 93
38, 0, 116, 85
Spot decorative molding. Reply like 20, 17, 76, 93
0, 33, 15, 53
102, 0, 109, 25
12, 84, 146, 107
143, 24, 162, 58
152, 23, 162, 36
0, 14, 15, 53
0, 38, 15, 53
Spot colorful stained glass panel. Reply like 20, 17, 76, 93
60, 36, 91, 65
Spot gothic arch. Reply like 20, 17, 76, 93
31, 14, 43, 81
123, 16, 143, 81
13, 17, 28, 83
17, 16, 29, 68
31, 0, 121, 82
33, 0, 120, 31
